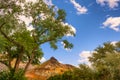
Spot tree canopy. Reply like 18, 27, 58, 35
0, 0, 75, 79
48, 41, 120, 80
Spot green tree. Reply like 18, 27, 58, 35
89, 42, 120, 80
0, 0, 75, 79
49, 42, 120, 80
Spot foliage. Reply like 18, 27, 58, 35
0, 0, 75, 79
47, 71, 74, 80
48, 64, 96, 80
0, 69, 27, 80
48, 41, 120, 80
89, 42, 120, 80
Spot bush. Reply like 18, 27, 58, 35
0, 69, 27, 80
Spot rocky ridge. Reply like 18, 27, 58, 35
25, 57, 75, 80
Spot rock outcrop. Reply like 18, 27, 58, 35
25, 57, 75, 80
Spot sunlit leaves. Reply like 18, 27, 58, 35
0, 0, 75, 78
89, 42, 120, 79
62, 40, 73, 49
57, 9, 66, 22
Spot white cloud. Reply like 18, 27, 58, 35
103, 17, 120, 31
70, 0, 88, 14
96, 0, 120, 9
0, 9, 4, 15
44, 0, 53, 6
78, 51, 92, 66
26, 0, 37, 3
44, 0, 58, 13
111, 41, 118, 45
18, 15, 34, 31
40, 57, 46, 63
61, 22, 76, 37
59, 61, 63, 63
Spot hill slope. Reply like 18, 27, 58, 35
25, 57, 75, 80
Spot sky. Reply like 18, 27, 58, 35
41, 0, 120, 66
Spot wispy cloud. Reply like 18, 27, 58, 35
78, 51, 92, 66
40, 57, 46, 63
111, 41, 118, 45
44, 0, 53, 6
96, 0, 120, 9
44, 0, 58, 13
70, 0, 88, 15
102, 17, 120, 31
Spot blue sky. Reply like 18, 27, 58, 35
41, 0, 120, 66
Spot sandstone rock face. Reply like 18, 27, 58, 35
25, 57, 75, 80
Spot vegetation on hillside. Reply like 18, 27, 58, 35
48, 41, 120, 80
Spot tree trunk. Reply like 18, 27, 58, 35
23, 53, 34, 74
23, 46, 38, 74
24, 58, 33, 74
14, 46, 24, 72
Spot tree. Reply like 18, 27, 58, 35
0, 0, 75, 79
89, 42, 120, 80
48, 41, 120, 80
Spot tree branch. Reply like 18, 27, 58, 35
39, 37, 55, 45
0, 29, 20, 46
0, 22, 24, 72
23, 46, 38, 74
0, 23, 5, 28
